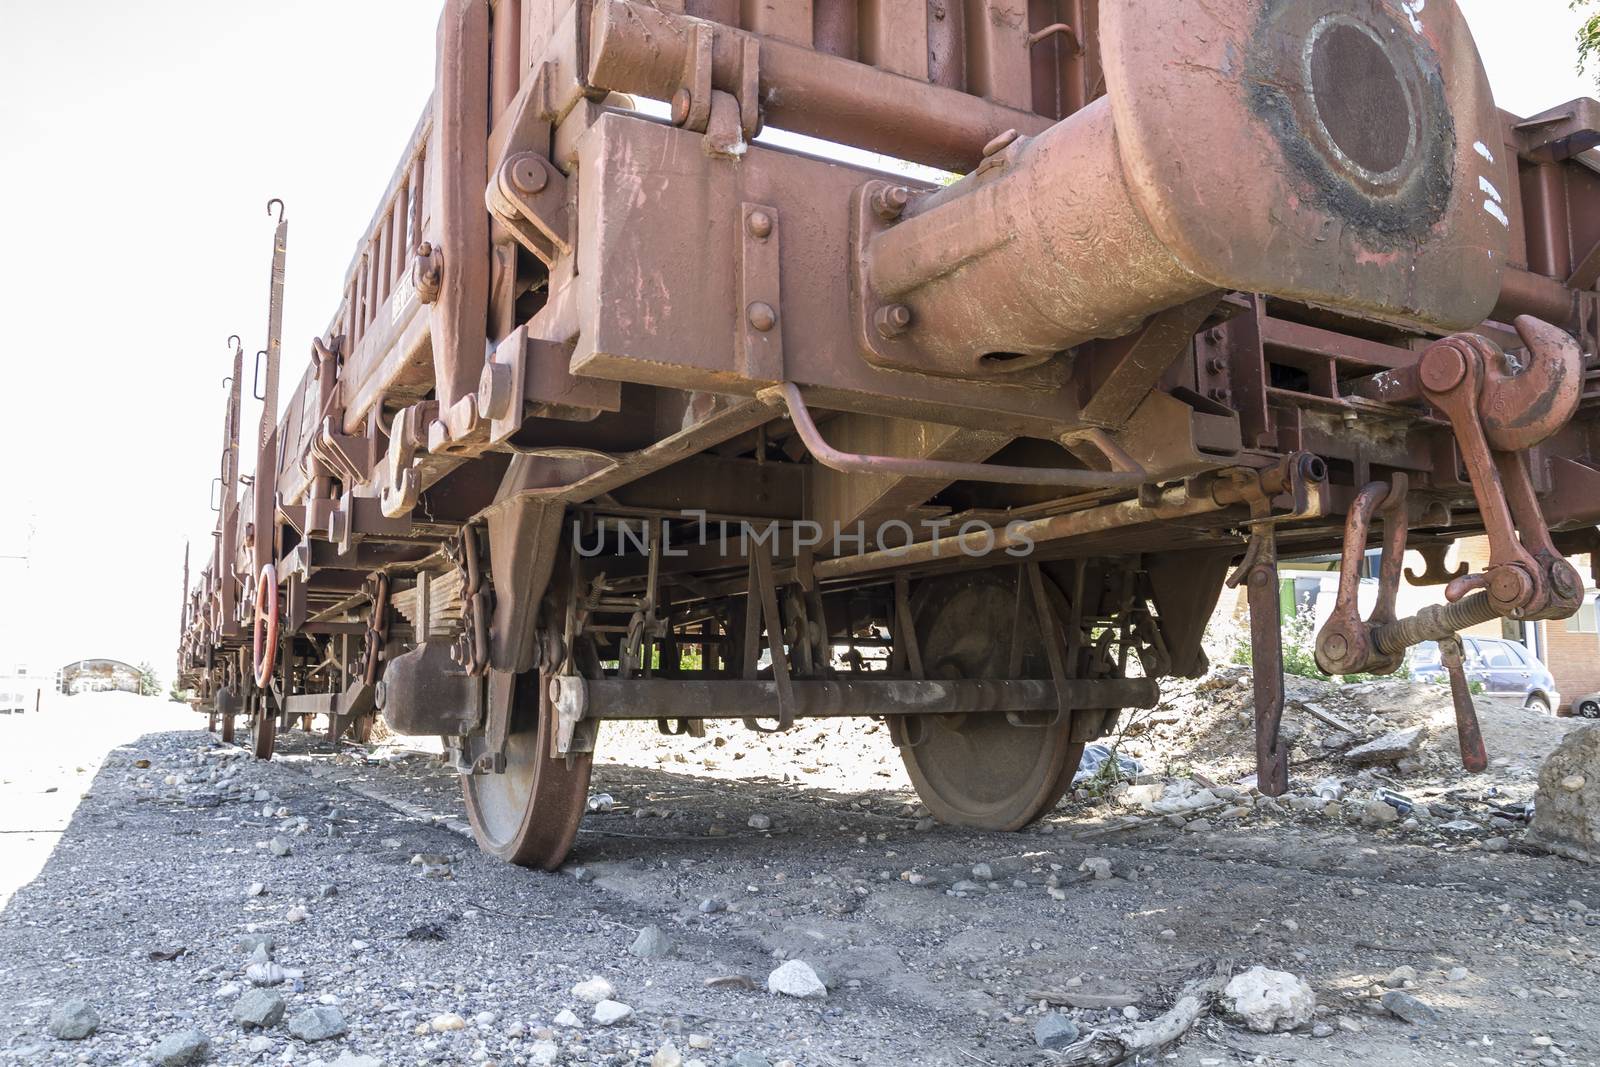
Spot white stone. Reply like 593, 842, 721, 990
572, 977, 615, 1004
430, 1013, 467, 1032
593, 1000, 634, 1026
1222, 966, 1316, 1033
1077, 857, 1113, 881
553, 1009, 582, 1028
767, 960, 828, 1000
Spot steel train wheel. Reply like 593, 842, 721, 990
461, 669, 592, 870
898, 571, 1086, 831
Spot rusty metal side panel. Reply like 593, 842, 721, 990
570, 112, 1085, 436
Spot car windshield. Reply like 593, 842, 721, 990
1412, 641, 1440, 667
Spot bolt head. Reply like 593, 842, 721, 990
748, 302, 777, 332
981, 128, 1020, 158
874, 304, 913, 339
1552, 561, 1583, 599
746, 210, 774, 239
1420, 345, 1468, 394
871, 185, 911, 221
1487, 564, 1535, 610
510, 157, 548, 195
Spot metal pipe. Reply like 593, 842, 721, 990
575, 676, 1160, 720
585, 0, 1052, 172
776, 382, 1145, 489
1494, 268, 1577, 328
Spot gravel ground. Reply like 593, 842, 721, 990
1, 692, 1598, 1066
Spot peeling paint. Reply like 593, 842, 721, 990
1402, 0, 1426, 34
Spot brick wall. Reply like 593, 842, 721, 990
1543, 624, 1600, 711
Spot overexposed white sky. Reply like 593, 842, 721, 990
0, 0, 1594, 681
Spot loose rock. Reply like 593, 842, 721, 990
152, 1028, 211, 1066
46, 999, 99, 1040
287, 1006, 348, 1042
572, 977, 615, 1004
1346, 726, 1428, 765
767, 960, 828, 1000
1078, 857, 1113, 881
1528, 726, 1600, 863
629, 924, 673, 958
233, 988, 286, 1028
1381, 990, 1439, 1025
1222, 966, 1316, 1033
1376, 991, 1440, 1023
593, 999, 634, 1026
1034, 1013, 1080, 1050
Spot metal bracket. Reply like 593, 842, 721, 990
486, 152, 571, 267
887, 573, 929, 749
378, 402, 435, 518
1006, 563, 1073, 729
1439, 636, 1489, 774
1224, 481, 1291, 798
741, 545, 796, 734
1315, 475, 1411, 677
1353, 319, 1585, 622
737, 203, 783, 380
671, 24, 760, 144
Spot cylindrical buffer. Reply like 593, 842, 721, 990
861, 0, 1510, 379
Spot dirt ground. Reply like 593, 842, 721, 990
0, 683, 1597, 1066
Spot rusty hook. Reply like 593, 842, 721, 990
266, 198, 285, 223
1028, 22, 1083, 52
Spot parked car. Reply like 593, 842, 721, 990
1573, 693, 1600, 719
1409, 637, 1560, 714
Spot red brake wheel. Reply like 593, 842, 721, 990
253, 564, 279, 689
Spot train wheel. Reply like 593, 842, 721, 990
898, 571, 1086, 831
349, 714, 374, 744
461, 669, 592, 870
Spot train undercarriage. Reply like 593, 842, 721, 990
179, 0, 1600, 869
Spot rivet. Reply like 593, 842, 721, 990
747, 211, 774, 239
748, 302, 777, 332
